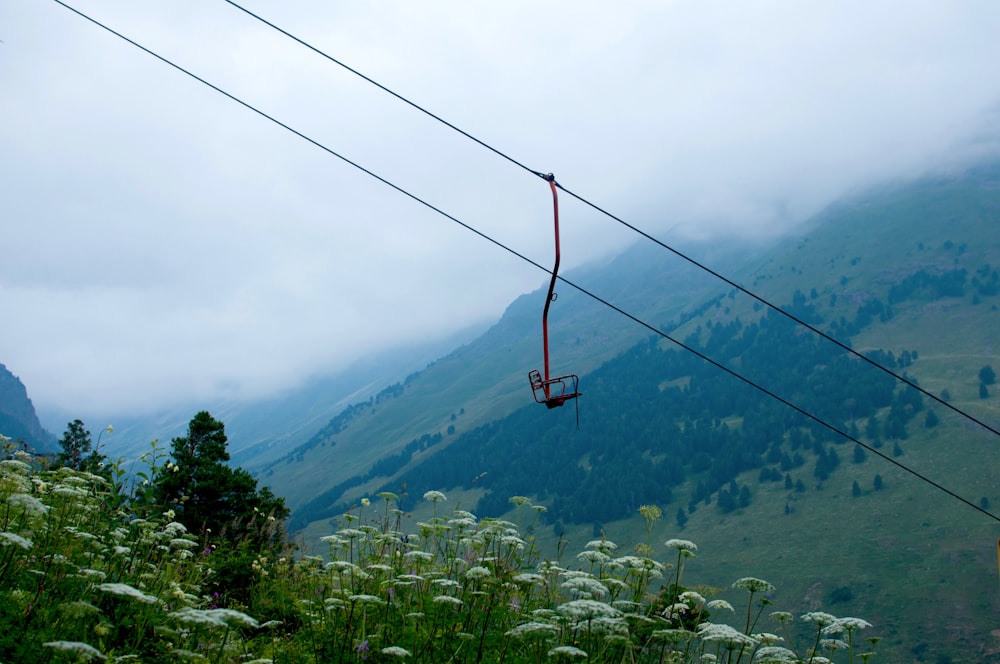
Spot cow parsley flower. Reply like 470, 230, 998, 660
97, 583, 160, 604
824, 616, 872, 635
513, 572, 545, 585
0, 532, 33, 550
43, 641, 106, 661
557, 599, 622, 621
733, 577, 775, 594
754, 645, 798, 662
665, 538, 698, 554
433, 595, 463, 607
707, 599, 734, 613
548, 645, 588, 658
349, 594, 385, 606
506, 621, 559, 639
7, 493, 49, 515
561, 576, 608, 599
381, 646, 411, 658
585, 539, 618, 554
465, 566, 491, 580
577, 550, 610, 565
169, 608, 259, 629
801, 611, 837, 628
697, 622, 758, 647
423, 490, 446, 503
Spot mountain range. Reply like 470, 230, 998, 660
5, 162, 1000, 661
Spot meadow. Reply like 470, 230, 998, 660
1, 437, 880, 663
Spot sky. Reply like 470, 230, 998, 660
3, 1, 1000, 420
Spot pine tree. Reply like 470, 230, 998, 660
56, 420, 107, 473
154, 411, 289, 545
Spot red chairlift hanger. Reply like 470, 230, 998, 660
528, 174, 581, 415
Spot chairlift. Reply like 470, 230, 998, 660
528, 174, 581, 416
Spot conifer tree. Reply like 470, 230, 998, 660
154, 411, 288, 546
56, 419, 107, 473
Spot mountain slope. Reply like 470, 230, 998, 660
0, 363, 56, 453
251, 238, 762, 510
276, 163, 1000, 662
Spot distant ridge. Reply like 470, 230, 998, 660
0, 363, 56, 453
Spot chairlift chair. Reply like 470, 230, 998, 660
527, 174, 581, 414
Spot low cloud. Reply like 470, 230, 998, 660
3, 0, 999, 417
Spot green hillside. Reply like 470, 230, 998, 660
270, 164, 1000, 662
250, 239, 756, 509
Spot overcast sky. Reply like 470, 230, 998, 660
3, 0, 1000, 420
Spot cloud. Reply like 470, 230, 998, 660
2, 0, 1000, 417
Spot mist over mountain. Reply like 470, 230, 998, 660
36, 321, 491, 467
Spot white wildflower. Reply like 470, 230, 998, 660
733, 577, 775, 593
163, 521, 188, 536
52, 485, 88, 498
433, 595, 463, 607
7, 493, 49, 515
97, 582, 160, 604
801, 611, 838, 627
78, 569, 107, 580
754, 632, 784, 646
338, 528, 365, 539
404, 550, 433, 562
651, 628, 697, 643
548, 645, 588, 658
679, 590, 705, 605
506, 621, 560, 639
576, 549, 610, 565
697, 622, 758, 647
381, 646, 411, 658
169, 607, 259, 629
705, 599, 736, 613
664, 538, 698, 553
561, 576, 608, 599
824, 616, 872, 635
820, 638, 849, 651
557, 599, 622, 621
513, 573, 545, 585
465, 566, 491, 580
0, 459, 31, 475
0, 531, 33, 549
423, 490, 446, 503
43, 641, 106, 661
585, 538, 618, 553
348, 594, 385, 605
754, 646, 798, 663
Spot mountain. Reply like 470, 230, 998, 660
0, 362, 56, 453
247, 236, 766, 511
263, 162, 1000, 662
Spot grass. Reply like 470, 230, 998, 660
1, 439, 885, 663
